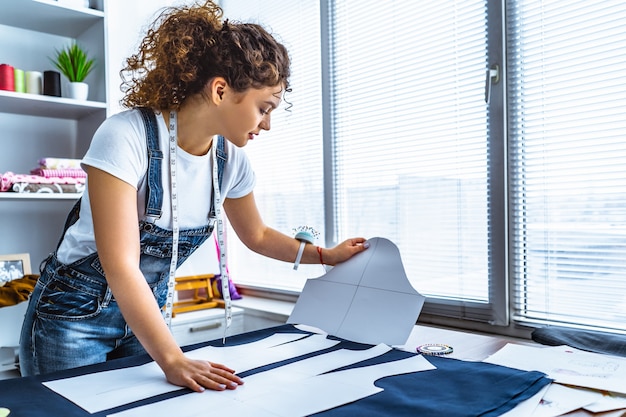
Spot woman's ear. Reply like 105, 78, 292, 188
208, 77, 227, 105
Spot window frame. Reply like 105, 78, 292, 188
231, 0, 626, 338
315, 0, 510, 328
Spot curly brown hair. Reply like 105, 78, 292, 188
120, 0, 291, 110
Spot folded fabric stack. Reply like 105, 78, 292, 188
37, 157, 84, 171
30, 167, 86, 179
1, 157, 86, 194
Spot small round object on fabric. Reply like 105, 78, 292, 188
417, 344, 454, 356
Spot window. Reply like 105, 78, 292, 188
221, 1, 327, 291
508, 0, 626, 332
221, 0, 626, 334
328, 0, 506, 323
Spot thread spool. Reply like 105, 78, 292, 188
0, 64, 15, 91
14, 68, 26, 93
43, 70, 61, 97
26, 71, 43, 94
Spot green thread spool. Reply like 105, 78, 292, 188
14, 68, 25, 93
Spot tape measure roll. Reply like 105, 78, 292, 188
417, 344, 454, 356
163, 111, 180, 328
163, 113, 231, 344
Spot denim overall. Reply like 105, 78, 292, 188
19, 108, 226, 376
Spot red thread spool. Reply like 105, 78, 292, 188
0, 64, 15, 91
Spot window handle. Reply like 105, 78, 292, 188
485, 64, 500, 103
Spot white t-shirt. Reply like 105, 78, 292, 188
57, 108, 256, 264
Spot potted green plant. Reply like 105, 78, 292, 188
49, 41, 95, 100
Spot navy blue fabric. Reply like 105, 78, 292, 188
313, 354, 549, 417
0, 325, 551, 417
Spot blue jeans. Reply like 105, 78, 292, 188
19, 253, 143, 374
19, 221, 213, 375
19, 108, 224, 376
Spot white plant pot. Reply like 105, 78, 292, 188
67, 81, 89, 101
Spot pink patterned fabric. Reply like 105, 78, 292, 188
38, 157, 82, 169
30, 168, 86, 179
0, 171, 13, 192
1, 171, 85, 192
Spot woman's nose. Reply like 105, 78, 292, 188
259, 115, 271, 131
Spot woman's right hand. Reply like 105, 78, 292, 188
162, 355, 244, 392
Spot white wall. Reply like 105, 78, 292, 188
104, 0, 176, 115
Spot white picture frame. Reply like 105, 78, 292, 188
0, 253, 32, 287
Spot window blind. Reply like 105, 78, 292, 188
330, 0, 500, 321
220, 0, 325, 291
508, 1, 626, 331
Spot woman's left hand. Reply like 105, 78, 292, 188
322, 238, 369, 266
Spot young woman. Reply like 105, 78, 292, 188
19, 1, 368, 393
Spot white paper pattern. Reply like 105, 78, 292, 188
288, 237, 425, 345
43, 333, 334, 413
109, 345, 435, 417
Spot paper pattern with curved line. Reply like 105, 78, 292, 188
288, 237, 425, 345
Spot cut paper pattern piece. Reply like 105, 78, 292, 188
245, 355, 435, 417
230, 343, 393, 399
109, 344, 435, 417
288, 237, 425, 345
44, 332, 333, 413
184, 333, 337, 373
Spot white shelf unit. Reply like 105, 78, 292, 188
0, 0, 107, 272
0, 89, 107, 119
0, 192, 82, 201
0, 0, 104, 37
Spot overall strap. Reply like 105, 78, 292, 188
137, 107, 163, 219
216, 135, 227, 188
212, 135, 227, 216
54, 198, 81, 252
